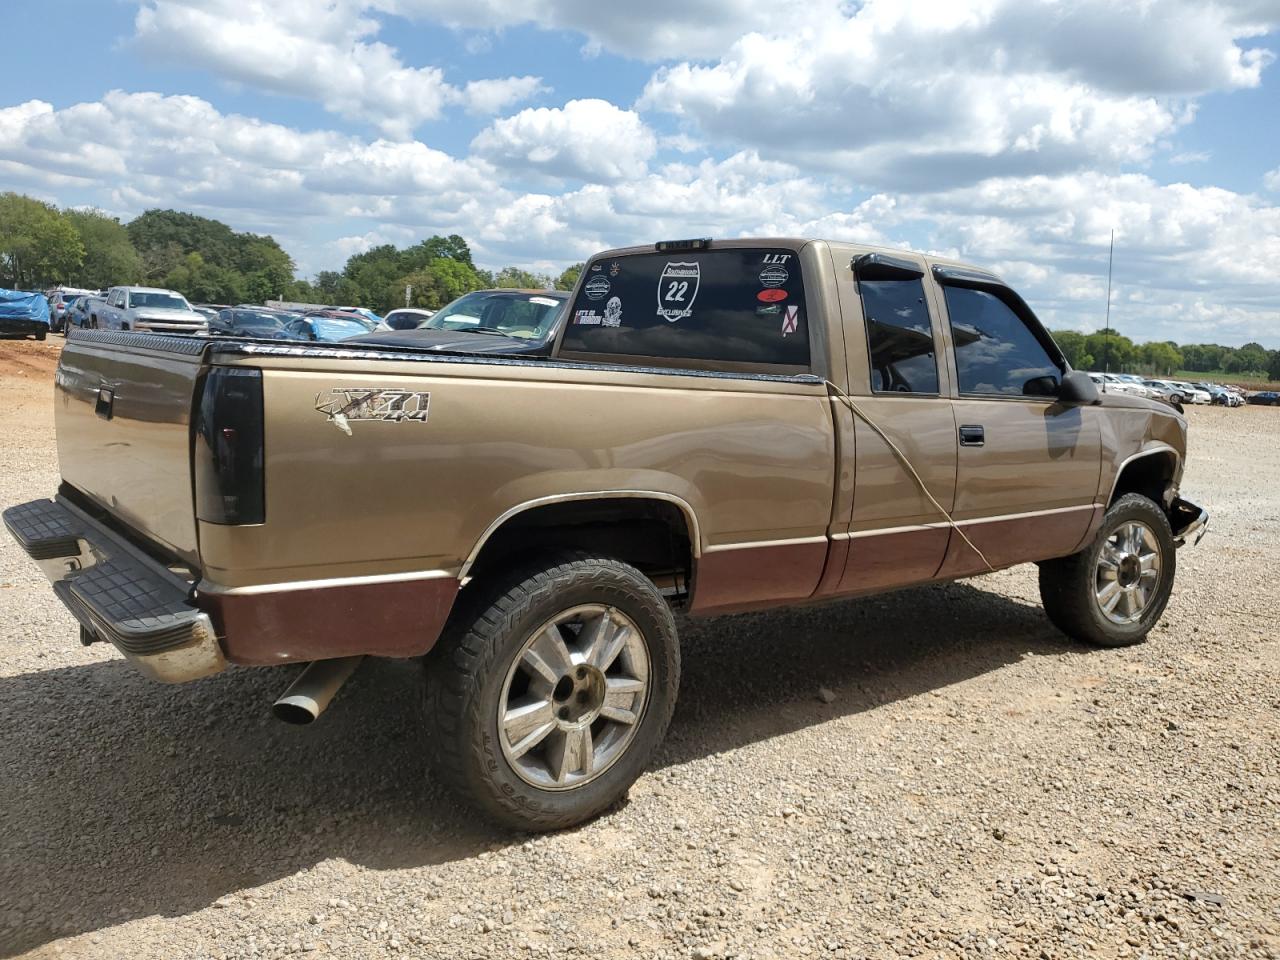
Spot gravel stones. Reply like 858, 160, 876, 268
0, 341, 1277, 959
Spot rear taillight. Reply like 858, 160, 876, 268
194, 368, 265, 525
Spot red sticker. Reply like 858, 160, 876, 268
757, 288, 788, 303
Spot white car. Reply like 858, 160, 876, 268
1088, 373, 1148, 398
1172, 381, 1211, 405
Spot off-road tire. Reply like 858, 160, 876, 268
1039, 493, 1176, 647
424, 554, 680, 832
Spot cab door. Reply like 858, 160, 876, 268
933, 273, 1102, 577
824, 252, 958, 596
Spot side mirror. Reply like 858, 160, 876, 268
1056, 369, 1100, 404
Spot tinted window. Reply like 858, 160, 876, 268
560, 249, 809, 370
944, 287, 1060, 397
860, 278, 938, 394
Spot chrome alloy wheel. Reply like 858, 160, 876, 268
1095, 521, 1163, 624
498, 604, 650, 791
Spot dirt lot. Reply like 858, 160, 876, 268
1, 339, 1276, 960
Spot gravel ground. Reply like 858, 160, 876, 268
0, 340, 1276, 960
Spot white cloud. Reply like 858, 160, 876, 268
1170, 151, 1212, 165
382, 0, 832, 59
1265, 167, 1280, 192
133, 0, 543, 137
472, 99, 657, 183
640, 0, 1276, 189
874, 172, 1280, 341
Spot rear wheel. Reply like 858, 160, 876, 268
35, 328, 46, 341
1039, 493, 1176, 647
425, 554, 680, 831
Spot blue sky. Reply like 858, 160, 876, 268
3, 0, 1278, 346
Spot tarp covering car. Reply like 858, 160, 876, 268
0, 289, 50, 339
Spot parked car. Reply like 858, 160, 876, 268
1197, 383, 1243, 407
334, 306, 383, 326
1088, 372, 1147, 398
350, 290, 570, 356
383, 308, 436, 330
62, 295, 95, 335
1141, 380, 1180, 404
210, 308, 293, 339
281, 314, 372, 342
1248, 391, 1280, 406
46, 287, 96, 333
3, 237, 1209, 833
88, 286, 208, 334
192, 303, 231, 323
1171, 381, 1211, 405
0, 288, 50, 339
1112, 374, 1156, 398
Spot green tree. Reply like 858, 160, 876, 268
493, 266, 551, 289
1084, 329, 1137, 372
1268, 350, 1280, 382
1139, 341, 1182, 375
1049, 330, 1094, 371
555, 263, 584, 291
399, 258, 488, 310
64, 208, 142, 289
1225, 342, 1269, 375
0, 192, 85, 288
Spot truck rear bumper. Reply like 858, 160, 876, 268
3, 497, 225, 683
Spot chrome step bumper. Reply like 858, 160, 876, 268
1170, 497, 1209, 548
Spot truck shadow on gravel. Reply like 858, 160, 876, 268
0, 579, 1074, 955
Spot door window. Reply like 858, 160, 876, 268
860, 278, 939, 394
944, 287, 1061, 397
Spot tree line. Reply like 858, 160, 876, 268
1051, 329, 1280, 382
0, 192, 582, 314
1, 191, 1275, 379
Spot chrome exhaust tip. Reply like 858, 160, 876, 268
272, 656, 364, 725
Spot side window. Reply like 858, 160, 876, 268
560, 249, 810, 371
860, 278, 939, 394
944, 287, 1061, 397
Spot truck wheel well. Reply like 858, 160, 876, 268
465, 498, 694, 601
1111, 452, 1177, 509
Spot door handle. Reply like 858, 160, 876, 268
959, 424, 985, 447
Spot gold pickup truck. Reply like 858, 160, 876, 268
4, 237, 1207, 831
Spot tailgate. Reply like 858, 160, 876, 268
55, 332, 207, 565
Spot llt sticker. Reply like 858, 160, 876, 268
781, 306, 799, 337
658, 262, 700, 322
758, 288, 788, 303
585, 275, 611, 300
603, 296, 623, 327
315, 387, 430, 436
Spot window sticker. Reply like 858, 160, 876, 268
609, 261, 621, 277
575, 309, 603, 325
782, 305, 800, 337
758, 288, 788, 303
584, 275, 611, 300
760, 265, 789, 287
529, 296, 560, 307
657, 262, 700, 322
603, 296, 623, 327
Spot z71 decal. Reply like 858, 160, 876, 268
315, 387, 430, 435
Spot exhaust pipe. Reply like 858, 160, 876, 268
272, 656, 364, 725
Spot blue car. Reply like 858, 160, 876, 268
282, 314, 371, 343
1247, 391, 1280, 406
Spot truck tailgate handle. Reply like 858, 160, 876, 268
959, 424, 985, 447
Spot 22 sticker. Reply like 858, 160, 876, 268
658, 262, 700, 322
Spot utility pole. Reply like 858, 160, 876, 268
1103, 229, 1114, 373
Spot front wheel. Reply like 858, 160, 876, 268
425, 554, 680, 831
1039, 493, 1177, 647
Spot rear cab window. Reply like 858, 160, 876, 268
558, 247, 811, 374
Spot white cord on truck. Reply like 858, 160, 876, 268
823, 379, 996, 575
